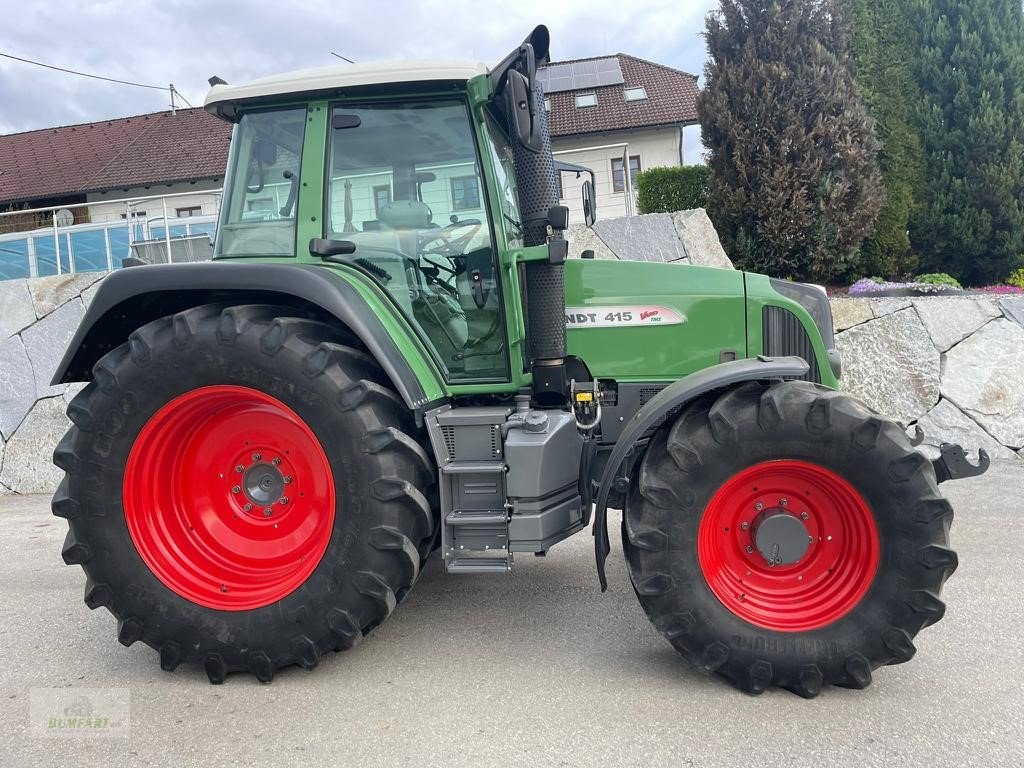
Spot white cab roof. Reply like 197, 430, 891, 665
204, 59, 490, 111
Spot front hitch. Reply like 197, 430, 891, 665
932, 442, 990, 483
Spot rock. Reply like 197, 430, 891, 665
1000, 296, 1024, 328
592, 213, 688, 264
29, 273, 103, 318
20, 298, 85, 399
566, 224, 617, 260
830, 299, 874, 331
671, 209, 734, 269
941, 318, 1024, 448
0, 435, 7, 494
836, 308, 939, 425
914, 398, 1018, 461
0, 279, 36, 339
0, 335, 36, 440
62, 382, 87, 403
872, 297, 913, 317
0, 397, 69, 494
913, 297, 1001, 352
81, 275, 107, 308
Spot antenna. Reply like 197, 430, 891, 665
169, 83, 177, 115
330, 52, 356, 64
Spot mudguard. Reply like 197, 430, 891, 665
592, 355, 810, 590
51, 261, 440, 410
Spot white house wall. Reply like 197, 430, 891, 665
553, 126, 682, 224
86, 181, 223, 223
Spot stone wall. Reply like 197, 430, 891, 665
833, 296, 1024, 461
1, 275, 1021, 495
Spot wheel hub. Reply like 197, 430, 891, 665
242, 463, 285, 506
753, 510, 810, 566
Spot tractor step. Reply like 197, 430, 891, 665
446, 509, 509, 527
446, 556, 512, 574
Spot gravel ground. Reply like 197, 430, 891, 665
1, 463, 1022, 768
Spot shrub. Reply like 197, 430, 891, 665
1007, 268, 1024, 289
913, 273, 963, 289
636, 166, 710, 214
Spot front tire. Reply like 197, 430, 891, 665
52, 304, 437, 683
623, 381, 956, 697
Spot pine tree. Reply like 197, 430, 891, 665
910, 0, 1024, 284
699, 0, 884, 283
850, 0, 926, 279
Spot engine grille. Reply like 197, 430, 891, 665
762, 306, 821, 383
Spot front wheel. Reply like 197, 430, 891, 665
623, 381, 957, 697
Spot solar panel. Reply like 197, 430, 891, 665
536, 58, 624, 94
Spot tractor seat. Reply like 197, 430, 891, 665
377, 200, 433, 230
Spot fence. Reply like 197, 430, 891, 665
0, 189, 222, 281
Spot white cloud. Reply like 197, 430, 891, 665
0, 0, 716, 136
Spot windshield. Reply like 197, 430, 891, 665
216, 108, 306, 257
326, 99, 508, 382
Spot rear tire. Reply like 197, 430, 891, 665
623, 381, 956, 697
52, 304, 438, 683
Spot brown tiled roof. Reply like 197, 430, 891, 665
543, 54, 699, 138
0, 108, 231, 205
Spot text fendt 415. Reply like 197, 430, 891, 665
50, 26, 987, 696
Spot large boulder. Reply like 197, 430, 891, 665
575, 209, 735, 269
913, 398, 1018, 461
912, 297, 1001, 352
0, 279, 36, 339
20, 297, 85, 399
670, 209, 734, 269
836, 308, 939, 425
0, 396, 69, 494
29, 273, 103, 318
830, 298, 874, 331
565, 224, 616, 260
0, 335, 36, 440
941, 318, 1024, 449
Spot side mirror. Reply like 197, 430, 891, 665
309, 238, 356, 258
547, 205, 569, 231
506, 69, 542, 152
582, 180, 597, 227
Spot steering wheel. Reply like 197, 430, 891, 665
419, 218, 482, 259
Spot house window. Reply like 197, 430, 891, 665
575, 93, 597, 108
611, 155, 642, 193
120, 210, 147, 219
450, 175, 481, 211
624, 87, 648, 102
176, 205, 202, 217
544, 98, 551, 112
246, 198, 275, 213
372, 185, 391, 217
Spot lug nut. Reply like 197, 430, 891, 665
243, 503, 253, 512
252, 453, 262, 462
235, 465, 244, 473
231, 485, 241, 494
283, 475, 293, 484
272, 457, 281, 466
754, 502, 764, 511
263, 508, 273, 517
745, 545, 754, 553
780, 498, 788, 506
800, 512, 809, 520
280, 496, 289, 505
740, 521, 750, 530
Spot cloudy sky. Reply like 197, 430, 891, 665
0, 0, 717, 162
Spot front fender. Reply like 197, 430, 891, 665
592, 355, 810, 590
52, 261, 446, 410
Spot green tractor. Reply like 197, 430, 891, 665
51, 27, 985, 696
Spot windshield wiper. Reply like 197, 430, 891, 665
503, 213, 524, 237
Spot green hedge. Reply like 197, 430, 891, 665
636, 165, 710, 214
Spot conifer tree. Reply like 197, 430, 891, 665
699, 0, 884, 282
910, 0, 1024, 284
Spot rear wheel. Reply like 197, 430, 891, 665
623, 381, 956, 697
52, 304, 438, 683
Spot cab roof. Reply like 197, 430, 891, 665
204, 59, 491, 120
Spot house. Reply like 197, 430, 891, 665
538, 54, 700, 223
0, 108, 230, 227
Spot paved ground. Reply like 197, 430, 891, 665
1, 464, 1022, 768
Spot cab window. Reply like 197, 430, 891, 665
326, 99, 508, 382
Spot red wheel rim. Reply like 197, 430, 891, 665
123, 385, 335, 611
697, 460, 879, 632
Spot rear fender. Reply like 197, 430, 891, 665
592, 355, 810, 590
52, 262, 445, 411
